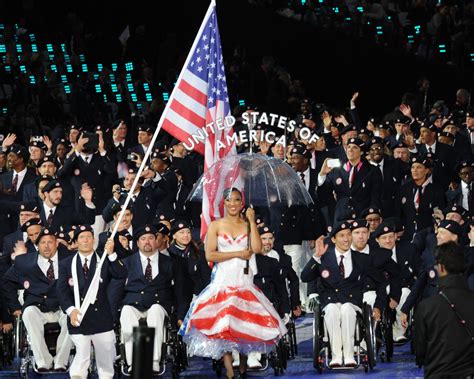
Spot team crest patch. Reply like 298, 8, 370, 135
336, 178, 342, 185
429, 270, 436, 279
74, 169, 80, 176
401, 197, 406, 204
321, 270, 330, 278
23, 280, 30, 289
68, 278, 74, 287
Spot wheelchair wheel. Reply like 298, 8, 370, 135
288, 321, 298, 358
212, 359, 223, 377
312, 303, 322, 373
362, 303, 376, 370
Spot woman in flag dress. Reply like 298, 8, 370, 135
179, 188, 287, 378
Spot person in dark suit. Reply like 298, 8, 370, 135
38, 180, 95, 232
373, 221, 421, 342
98, 203, 135, 256
1, 228, 73, 372
167, 220, 211, 324
0, 201, 40, 277
401, 220, 462, 330
120, 224, 181, 373
385, 116, 411, 147
414, 241, 474, 378
446, 161, 474, 217
0, 144, 37, 233
275, 143, 326, 308
22, 156, 74, 209
102, 168, 157, 230
460, 107, 474, 155
301, 221, 384, 368
57, 225, 127, 379
130, 124, 153, 158
150, 152, 180, 221
396, 156, 446, 241
318, 137, 383, 223
442, 119, 472, 163
365, 137, 408, 217
259, 226, 301, 318
57, 132, 116, 230
413, 123, 457, 191
120, 225, 179, 372
350, 219, 402, 312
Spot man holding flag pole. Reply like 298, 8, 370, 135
58, 0, 240, 376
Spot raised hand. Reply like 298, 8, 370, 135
314, 235, 328, 258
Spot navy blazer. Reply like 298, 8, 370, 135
321, 160, 383, 222
57, 252, 127, 335
301, 248, 387, 310
254, 254, 290, 317
2, 250, 73, 313
121, 252, 178, 316
359, 246, 402, 303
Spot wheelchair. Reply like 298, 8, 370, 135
14, 315, 74, 378
211, 318, 297, 377
376, 307, 395, 362
312, 302, 376, 373
117, 312, 187, 379
1, 326, 15, 368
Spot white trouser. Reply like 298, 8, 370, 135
70, 330, 116, 379
283, 243, 308, 306
22, 306, 72, 369
363, 291, 376, 309
120, 304, 167, 369
393, 287, 411, 340
323, 303, 360, 361
92, 215, 106, 248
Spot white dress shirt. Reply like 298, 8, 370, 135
370, 159, 384, 177
425, 141, 436, 154
37, 253, 58, 279
265, 249, 280, 262
300, 167, 310, 191
462, 181, 470, 210
391, 247, 397, 263
139, 251, 159, 279
352, 244, 370, 255
12, 167, 28, 191
43, 203, 57, 220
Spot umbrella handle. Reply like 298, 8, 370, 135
243, 212, 251, 275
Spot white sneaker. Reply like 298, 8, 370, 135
344, 357, 357, 367
232, 350, 240, 367
247, 352, 262, 369
329, 357, 342, 367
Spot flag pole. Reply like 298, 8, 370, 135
78, 0, 217, 320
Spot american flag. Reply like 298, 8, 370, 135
161, 1, 236, 240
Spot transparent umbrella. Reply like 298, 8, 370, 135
187, 152, 313, 208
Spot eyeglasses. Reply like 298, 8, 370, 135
370, 146, 383, 151
459, 170, 472, 177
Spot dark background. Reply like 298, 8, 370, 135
1, 0, 473, 120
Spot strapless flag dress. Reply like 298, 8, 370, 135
179, 233, 287, 358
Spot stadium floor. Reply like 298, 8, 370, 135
0, 314, 424, 378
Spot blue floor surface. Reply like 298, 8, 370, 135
0, 314, 424, 378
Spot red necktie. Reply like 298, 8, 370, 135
47, 259, 55, 282
339, 255, 345, 278
145, 258, 152, 282
12, 173, 18, 193
83, 258, 89, 279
